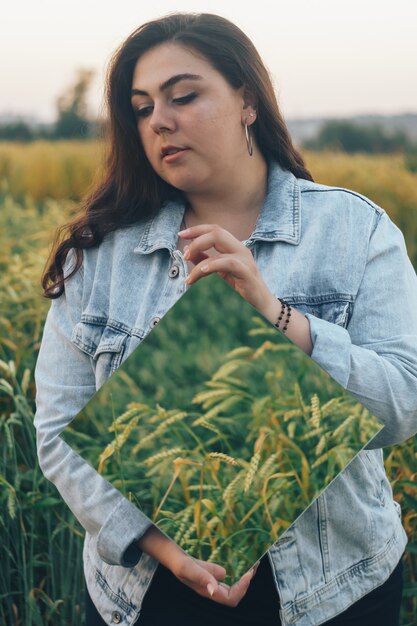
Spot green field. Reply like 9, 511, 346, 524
0, 142, 416, 625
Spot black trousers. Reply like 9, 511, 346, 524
85, 554, 404, 626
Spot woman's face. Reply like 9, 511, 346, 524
131, 42, 254, 195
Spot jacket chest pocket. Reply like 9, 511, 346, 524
71, 321, 128, 390
283, 297, 353, 329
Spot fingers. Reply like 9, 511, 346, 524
162, 541, 254, 607
180, 224, 246, 261
180, 224, 256, 290
175, 555, 255, 607
186, 255, 246, 286
175, 556, 220, 598
212, 568, 254, 607
179, 223, 233, 244
183, 231, 228, 257
194, 559, 227, 580
187, 250, 210, 267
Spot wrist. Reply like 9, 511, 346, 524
256, 289, 313, 356
136, 524, 184, 568
273, 298, 292, 333
257, 288, 283, 325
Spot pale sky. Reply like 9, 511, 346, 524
1, 0, 417, 122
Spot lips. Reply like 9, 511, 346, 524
161, 145, 189, 159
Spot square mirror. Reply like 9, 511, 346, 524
62, 273, 383, 584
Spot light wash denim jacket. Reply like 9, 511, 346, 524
34, 160, 417, 626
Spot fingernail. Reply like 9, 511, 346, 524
178, 229, 189, 235
183, 246, 190, 259
207, 582, 215, 596
201, 264, 209, 272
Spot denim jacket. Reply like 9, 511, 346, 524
34, 160, 417, 626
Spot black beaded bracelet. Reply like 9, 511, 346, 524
274, 298, 292, 334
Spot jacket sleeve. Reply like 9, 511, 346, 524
33, 249, 153, 567
304, 209, 417, 448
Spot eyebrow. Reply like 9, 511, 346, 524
131, 73, 203, 97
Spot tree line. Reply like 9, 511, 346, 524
0, 70, 99, 141
304, 120, 415, 154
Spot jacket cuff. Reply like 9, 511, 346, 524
96, 498, 154, 567
305, 313, 351, 388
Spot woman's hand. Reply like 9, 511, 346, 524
137, 524, 259, 607
178, 223, 273, 314
179, 223, 314, 355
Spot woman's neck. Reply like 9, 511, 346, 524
183, 153, 268, 242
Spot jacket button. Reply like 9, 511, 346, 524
150, 316, 160, 328
111, 611, 122, 623
168, 264, 180, 278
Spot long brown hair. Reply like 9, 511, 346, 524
42, 12, 314, 299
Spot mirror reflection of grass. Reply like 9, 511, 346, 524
66, 317, 381, 582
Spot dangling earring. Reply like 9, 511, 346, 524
245, 112, 255, 157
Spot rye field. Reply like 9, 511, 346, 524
0, 141, 416, 625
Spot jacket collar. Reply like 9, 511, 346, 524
133, 159, 300, 255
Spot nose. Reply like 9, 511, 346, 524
149, 102, 176, 134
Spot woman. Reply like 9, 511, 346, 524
34, 12, 417, 626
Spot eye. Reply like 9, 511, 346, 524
173, 92, 197, 105
134, 105, 153, 119
133, 92, 197, 120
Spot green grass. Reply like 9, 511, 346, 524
0, 145, 416, 624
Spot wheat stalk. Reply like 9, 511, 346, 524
332, 414, 357, 439
223, 472, 244, 506
258, 453, 279, 481
315, 435, 327, 457
174, 504, 194, 543
144, 447, 184, 466
182, 521, 197, 545
244, 452, 261, 494
132, 411, 188, 452
208, 452, 240, 466
191, 388, 232, 409
310, 393, 321, 429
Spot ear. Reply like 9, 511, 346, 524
241, 85, 257, 126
